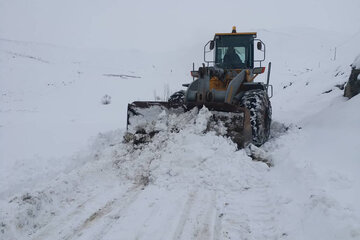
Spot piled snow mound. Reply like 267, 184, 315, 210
120, 107, 268, 190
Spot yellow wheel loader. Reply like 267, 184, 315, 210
126, 27, 272, 147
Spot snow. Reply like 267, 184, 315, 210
1, 22, 360, 240
263, 96, 360, 239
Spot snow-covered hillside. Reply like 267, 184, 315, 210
0, 37, 194, 199
1, 26, 360, 240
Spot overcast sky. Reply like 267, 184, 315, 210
1, 0, 359, 51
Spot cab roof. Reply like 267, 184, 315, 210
214, 32, 257, 37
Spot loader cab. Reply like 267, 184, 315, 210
205, 28, 264, 70
214, 34, 255, 69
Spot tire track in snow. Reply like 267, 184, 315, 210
221, 182, 281, 239
212, 202, 224, 240
246, 186, 279, 239
33, 194, 103, 240
89, 187, 160, 240
194, 190, 217, 240
172, 189, 219, 240
172, 189, 198, 240
63, 185, 143, 240
33, 184, 142, 240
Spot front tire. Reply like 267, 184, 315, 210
240, 89, 271, 146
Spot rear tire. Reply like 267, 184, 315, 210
168, 90, 185, 104
240, 89, 271, 146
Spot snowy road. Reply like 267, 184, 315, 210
1, 110, 285, 240
33, 184, 278, 240
5, 109, 358, 240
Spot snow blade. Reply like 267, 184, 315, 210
127, 101, 186, 133
126, 101, 252, 148
207, 106, 252, 148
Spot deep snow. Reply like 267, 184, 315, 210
1, 27, 360, 240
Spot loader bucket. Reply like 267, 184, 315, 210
126, 101, 186, 134
126, 101, 252, 148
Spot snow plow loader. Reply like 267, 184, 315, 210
126, 27, 272, 147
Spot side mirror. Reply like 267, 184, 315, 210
257, 41, 262, 50
210, 40, 214, 50
204, 40, 215, 63
253, 67, 265, 74
254, 39, 266, 62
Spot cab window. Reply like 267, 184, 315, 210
214, 35, 253, 69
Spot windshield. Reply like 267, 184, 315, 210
214, 35, 254, 69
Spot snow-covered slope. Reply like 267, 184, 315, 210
1, 27, 360, 240
0, 38, 191, 198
